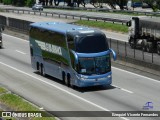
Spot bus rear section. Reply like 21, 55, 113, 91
29, 22, 116, 88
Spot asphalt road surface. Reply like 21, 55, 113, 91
0, 33, 160, 120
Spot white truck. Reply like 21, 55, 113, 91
0, 25, 4, 48
128, 17, 160, 55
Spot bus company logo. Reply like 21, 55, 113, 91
35, 40, 62, 56
142, 102, 153, 110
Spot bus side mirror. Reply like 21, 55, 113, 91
109, 49, 116, 61
126, 21, 131, 27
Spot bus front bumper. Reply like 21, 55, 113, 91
75, 72, 112, 87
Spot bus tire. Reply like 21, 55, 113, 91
65, 74, 71, 87
146, 42, 153, 53
62, 72, 65, 84
41, 64, 46, 76
37, 62, 40, 73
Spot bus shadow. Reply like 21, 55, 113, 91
34, 72, 116, 92
75, 85, 116, 93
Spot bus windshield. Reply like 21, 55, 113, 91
76, 34, 108, 53
78, 55, 110, 75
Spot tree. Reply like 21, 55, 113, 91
143, 0, 160, 11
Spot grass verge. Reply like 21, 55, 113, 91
0, 87, 55, 120
75, 20, 128, 33
0, 87, 7, 94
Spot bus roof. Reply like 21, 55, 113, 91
30, 22, 100, 35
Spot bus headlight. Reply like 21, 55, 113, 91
107, 75, 111, 78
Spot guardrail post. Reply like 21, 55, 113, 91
46, 12, 47, 16
73, 16, 74, 19
152, 50, 153, 63
125, 42, 127, 57
134, 47, 135, 58
65, 15, 67, 19
142, 49, 144, 61
110, 38, 111, 48
117, 40, 119, 54
40, 12, 41, 16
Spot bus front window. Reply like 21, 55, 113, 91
78, 55, 111, 75
78, 57, 95, 75
95, 55, 111, 74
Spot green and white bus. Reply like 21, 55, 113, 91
29, 22, 116, 87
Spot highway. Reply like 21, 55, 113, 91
0, 33, 160, 120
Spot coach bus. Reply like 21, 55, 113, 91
29, 22, 116, 88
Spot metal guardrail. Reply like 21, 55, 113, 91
108, 38, 160, 66
0, 15, 31, 32
3, 8, 129, 25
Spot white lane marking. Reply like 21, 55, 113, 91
0, 61, 129, 120
15, 50, 26, 55
112, 85, 133, 94
2, 33, 29, 42
112, 67, 160, 83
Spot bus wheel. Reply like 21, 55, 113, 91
157, 44, 160, 55
41, 64, 46, 76
66, 74, 71, 87
37, 62, 40, 73
62, 72, 65, 84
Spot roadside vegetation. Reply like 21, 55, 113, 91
0, 87, 7, 94
0, 87, 55, 120
75, 20, 128, 33
1, 0, 160, 11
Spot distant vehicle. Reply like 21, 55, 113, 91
32, 4, 43, 11
127, 17, 160, 55
142, 2, 150, 8
0, 25, 4, 48
125, 0, 142, 10
29, 22, 116, 88
132, 2, 142, 7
